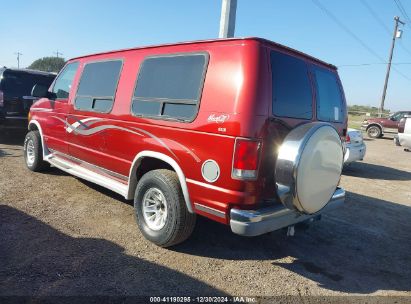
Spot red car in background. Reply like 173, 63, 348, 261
361, 111, 411, 138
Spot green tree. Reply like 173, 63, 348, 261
28, 57, 65, 73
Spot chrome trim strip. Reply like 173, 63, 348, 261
5, 116, 27, 120
194, 203, 226, 219
186, 178, 246, 196
30, 108, 53, 112
51, 150, 128, 182
128, 151, 193, 213
230, 187, 345, 236
47, 154, 128, 198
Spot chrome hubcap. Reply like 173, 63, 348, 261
26, 139, 35, 166
142, 188, 168, 231
369, 128, 378, 137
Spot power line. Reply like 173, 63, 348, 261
360, 0, 391, 35
391, 0, 411, 57
338, 62, 411, 67
311, 0, 411, 81
362, 0, 411, 57
312, 0, 384, 61
393, 0, 411, 27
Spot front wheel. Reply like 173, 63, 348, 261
367, 126, 382, 138
24, 131, 50, 172
134, 169, 196, 247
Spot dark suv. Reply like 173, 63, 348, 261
0, 68, 55, 128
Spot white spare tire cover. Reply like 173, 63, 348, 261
275, 122, 343, 214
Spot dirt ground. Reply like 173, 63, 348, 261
1, 129, 410, 298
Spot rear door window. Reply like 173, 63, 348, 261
132, 53, 208, 121
270, 51, 313, 120
75, 60, 122, 113
313, 67, 344, 122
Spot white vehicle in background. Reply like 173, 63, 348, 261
344, 128, 366, 164
397, 116, 411, 151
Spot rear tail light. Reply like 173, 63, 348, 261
232, 138, 262, 180
345, 134, 351, 144
0, 90, 3, 107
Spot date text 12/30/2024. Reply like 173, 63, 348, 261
149, 296, 257, 303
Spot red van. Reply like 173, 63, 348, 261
25, 37, 347, 247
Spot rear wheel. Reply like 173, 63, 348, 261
134, 169, 196, 247
367, 126, 382, 138
24, 131, 49, 172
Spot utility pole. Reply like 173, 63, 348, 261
15, 52, 22, 69
379, 16, 405, 116
219, 0, 237, 38
54, 50, 63, 58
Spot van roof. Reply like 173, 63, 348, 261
70, 37, 337, 69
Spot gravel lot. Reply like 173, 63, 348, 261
1, 129, 410, 298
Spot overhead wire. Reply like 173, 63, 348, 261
360, 0, 391, 36
362, 0, 411, 57
338, 62, 411, 67
311, 0, 411, 81
393, 0, 411, 27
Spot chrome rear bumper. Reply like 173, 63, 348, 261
230, 187, 345, 236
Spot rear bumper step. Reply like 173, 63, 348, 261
230, 187, 345, 236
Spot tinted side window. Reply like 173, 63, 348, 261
271, 51, 313, 119
391, 112, 402, 121
52, 62, 79, 99
75, 60, 122, 112
314, 67, 344, 122
132, 54, 207, 121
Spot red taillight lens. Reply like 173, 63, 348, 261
346, 134, 351, 144
232, 138, 262, 179
0, 90, 4, 107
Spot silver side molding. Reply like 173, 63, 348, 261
194, 202, 226, 219
47, 155, 129, 198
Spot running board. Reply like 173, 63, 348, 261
46, 155, 129, 198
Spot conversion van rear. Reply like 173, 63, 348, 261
25, 38, 347, 247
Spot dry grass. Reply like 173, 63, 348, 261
348, 114, 364, 130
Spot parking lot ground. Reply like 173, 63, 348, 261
0, 130, 410, 298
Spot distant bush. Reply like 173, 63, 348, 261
348, 105, 390, 115
28, 57, 66, 73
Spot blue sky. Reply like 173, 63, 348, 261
0, 0, 410, 111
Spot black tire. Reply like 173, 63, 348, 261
23, 130, 50, 172
366, 125, 382, 138
134, 169, 196, 247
